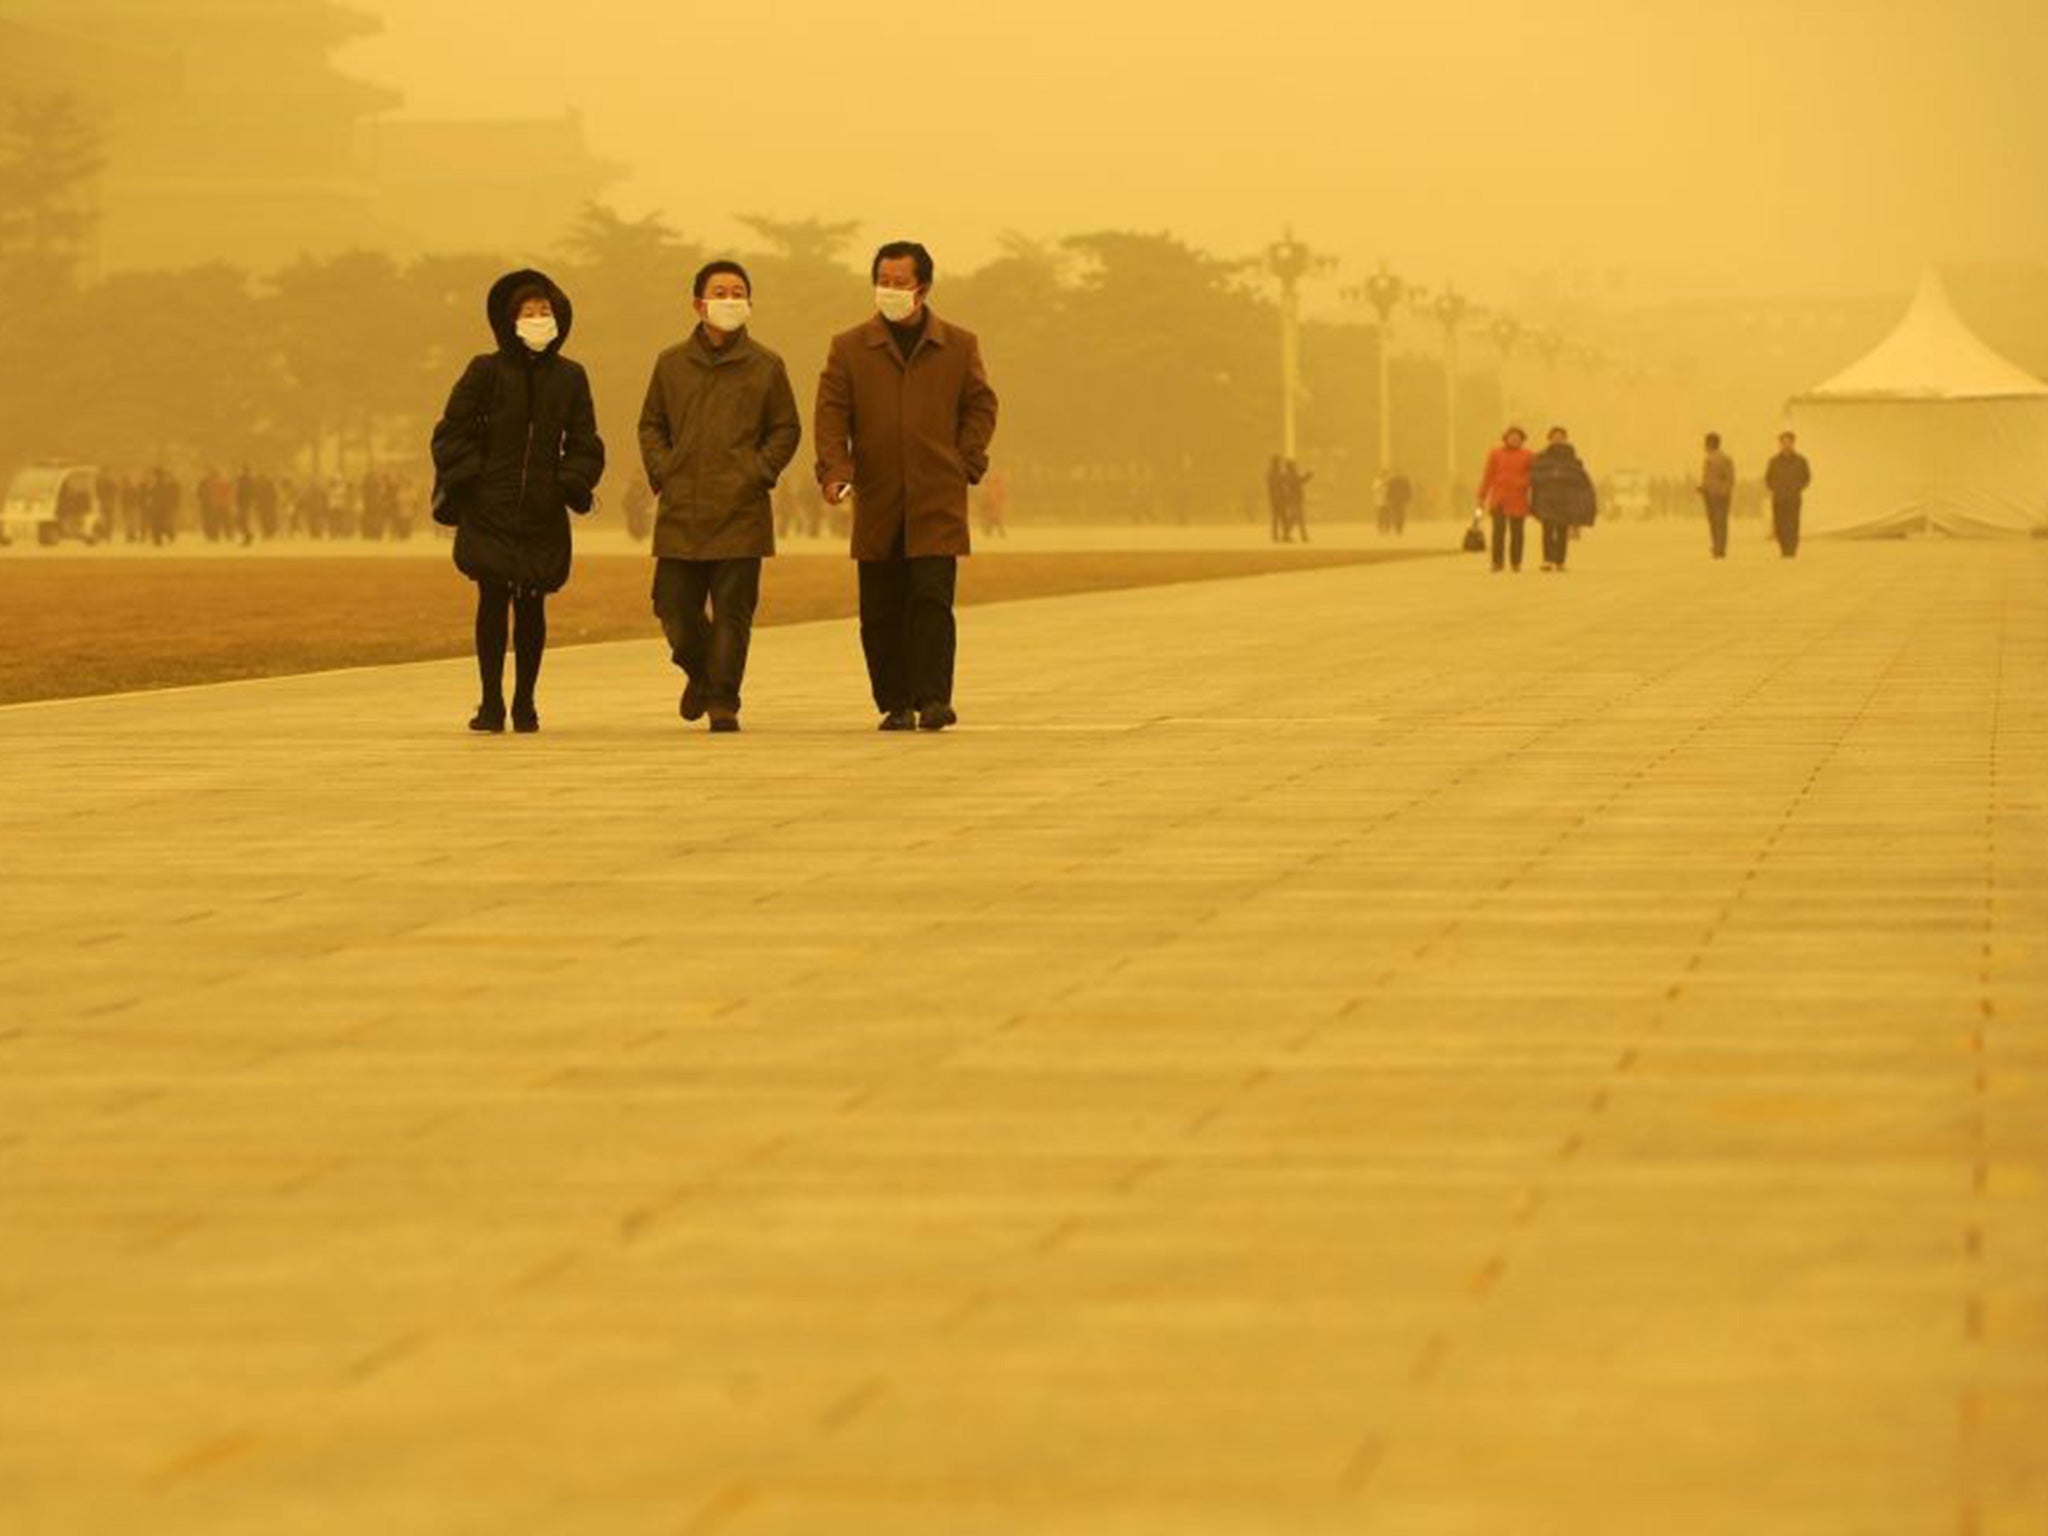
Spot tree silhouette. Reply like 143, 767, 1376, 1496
0, 94, 105, 301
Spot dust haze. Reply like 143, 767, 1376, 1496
4, 0, 2046, 534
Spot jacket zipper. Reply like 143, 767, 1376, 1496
513, 362, 536, 590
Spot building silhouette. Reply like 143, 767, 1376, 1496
2, 1, 617, 274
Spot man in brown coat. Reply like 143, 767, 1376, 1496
816, 240, 999, 731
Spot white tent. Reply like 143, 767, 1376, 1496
1788, 271, 2048, 537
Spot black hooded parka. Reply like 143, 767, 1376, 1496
431, 269, 606, 594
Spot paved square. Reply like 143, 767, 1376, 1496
2, 527, 2043, 1534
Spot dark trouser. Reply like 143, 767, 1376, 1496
1704, 493, 1731, 557
1772, 498, 1802, 557
652, 557, 761, 711
1540, 518, 1570, 568
858, 529, 957, 713
1490, 511, 1525, 570
475, 580, 547, 708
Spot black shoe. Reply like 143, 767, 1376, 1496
679, 682, 705, 721
708, 706, 741, 733
879, 709, 916, 732
916, 702, 958, 733
469, 703, 506, 734
511, 704, 540, 734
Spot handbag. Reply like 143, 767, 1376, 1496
431, 362, 498, 527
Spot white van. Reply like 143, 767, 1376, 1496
0, 464, 108, 547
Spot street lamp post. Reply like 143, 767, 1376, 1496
1412, 285, 1472, 512
1343, 262, 1408, 477
1488, 313, 1523, 425
1260, 228, 1333, 462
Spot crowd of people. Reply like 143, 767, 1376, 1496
84, 467, 426, 546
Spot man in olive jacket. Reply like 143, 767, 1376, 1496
1764, 431, 1812, 559
639, 260, 802, 732
816, 240, 999, 732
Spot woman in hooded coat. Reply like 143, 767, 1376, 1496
431, 269, 605, 732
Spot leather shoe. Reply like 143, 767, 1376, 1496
916, 702, 957, 732
878, 709, 916, 732
679, 682, 705, 721
469, 703, 505, 733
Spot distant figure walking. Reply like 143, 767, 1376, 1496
1375, 469, 1412, 535
1266, 455, 1291, 542
431, 269, 605, 734
815, 239, 999, 733
979, 467, 1010, 538
1764, 431, 1811, 558
639, 259, 802, 734
1285, 459, 1313, 542
1530, 426, 1597, 571
148, 467, 180, 546
621, 479, 653, 543
1477, 426, 1534, 573
1699, 433, 1736, 559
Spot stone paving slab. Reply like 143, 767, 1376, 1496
1, 527, 2044, 1535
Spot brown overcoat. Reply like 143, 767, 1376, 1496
814, 312, 999, 560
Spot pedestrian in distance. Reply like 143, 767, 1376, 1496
639, 259, 802, 735
1530, 426, 1597, 571
1764, 430, 1811, 558
148, 467, 180, 546
431, 269, 605, 735
978, 467, 1011, 538
1477, 426, 1534, 572
1285, 458, 1314, 542
1266, 455, 1292, 543
621, 479, 653, 543
1699, 432, 1736, 559
816, 240, 999, 733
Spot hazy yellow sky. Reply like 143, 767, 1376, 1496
342, 0, 2047, 303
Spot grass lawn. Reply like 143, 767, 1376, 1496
0, 549, 1437, 706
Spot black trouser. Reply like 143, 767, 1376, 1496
1772, 498, 1802, 557
1703, 493, 1731, 557
475, 580, 547, 708
1490, 511, 1525, 570
652, 557, 761, 711
858, 529, 957, 713
1540, 518, 1570, 568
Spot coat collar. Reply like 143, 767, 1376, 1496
861, 309, 950, 361
688, 324, 756, 367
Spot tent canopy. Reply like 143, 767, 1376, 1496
1789, 271, 2048, 537
1800, 270, 2048, 404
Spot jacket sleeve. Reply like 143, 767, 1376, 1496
814, 337, 856, 490
559, 365, 605, 513
957, 337, 999, 484
637, 361, 671, 493
430, 357, 493, 487
758, 357, 803, 483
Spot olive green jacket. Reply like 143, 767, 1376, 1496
638, 327, 802, 560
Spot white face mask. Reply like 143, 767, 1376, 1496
702, 297, 752, 333
516, 314, 558, 352
875, 287, 920, 323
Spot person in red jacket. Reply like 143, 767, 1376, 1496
1476, 426, 1534, 573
